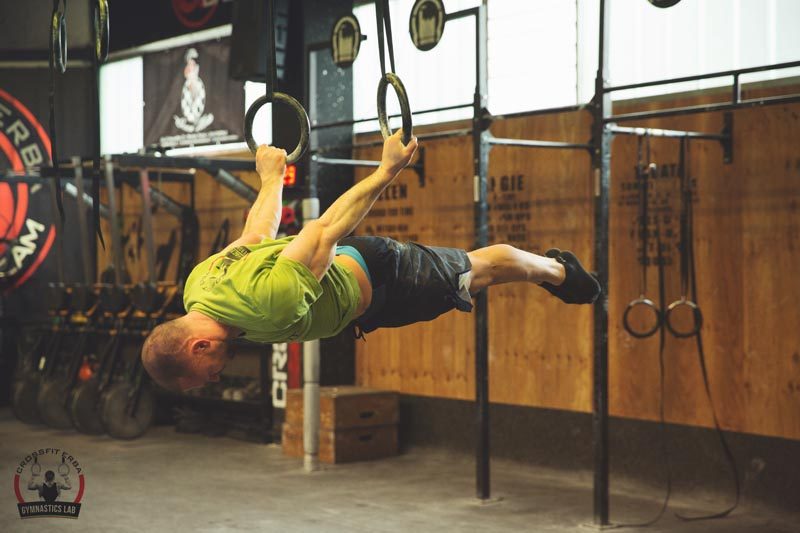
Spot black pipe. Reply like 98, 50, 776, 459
473, 3, 490, 502
606, 93, 800, 123
311, 102, 473, 130
486, 103, 591, 121
605, 59, 800, 93
206, 167, 258, 202
114, 154, 255, 172
486, 136, 592, 151
592, 0, 611, 526
313, 128, 472, 154
608, 125, 727, 141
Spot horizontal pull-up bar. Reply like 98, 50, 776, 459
608, 125, 727, 141
206, 167, 257, 202
63, 182, 110, 219
605, 59, 800, 93
114, 154, 255, 172
486, 133, 592, 151
311, 102, 473, 131
313, 127, 472, 154
311, 155, 381, 167
606, 93, 800, 123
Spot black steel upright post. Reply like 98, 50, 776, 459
592, 0, 612, 526
473, 1, 491, 501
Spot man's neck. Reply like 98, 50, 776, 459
185, 310, 242, 338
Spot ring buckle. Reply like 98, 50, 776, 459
244, 92, 310, 164
623, 296, 662, 339
665, 297, 703, 338
377, 72, 413, 145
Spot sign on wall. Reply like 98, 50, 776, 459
143, 39, 244, 150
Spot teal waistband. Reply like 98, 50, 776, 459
335, 245, 371, 284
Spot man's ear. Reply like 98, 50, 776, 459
188, 338, 211, 356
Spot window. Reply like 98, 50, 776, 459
351, 0, 800, 132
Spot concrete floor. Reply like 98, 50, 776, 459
1, 408, 797, 533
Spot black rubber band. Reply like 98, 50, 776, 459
244, 92, 310, 164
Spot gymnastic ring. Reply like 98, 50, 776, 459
58, 462, 70, 476
51, 9, 67, 73
664, 297, 703, 338
377, 72, 413, 145
31, 461, 41, 476
94, 0, 110, 63
244, 92, 310, 164
622, 297, 662, 339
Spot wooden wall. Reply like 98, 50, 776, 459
353, 83, 800, 441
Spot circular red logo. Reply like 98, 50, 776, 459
172, 0, 219, 29
0, 88, 56, 293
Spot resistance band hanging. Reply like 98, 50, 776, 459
665, 137, 702, 338
374, 0, 413, 144
623, 133, 662, 338
49, 0, 68, 222
243, 0, 309, 164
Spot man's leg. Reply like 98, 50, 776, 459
466, 244, 564, 293
466, 245, 600, 304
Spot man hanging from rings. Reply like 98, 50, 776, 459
141, 132, 601, 392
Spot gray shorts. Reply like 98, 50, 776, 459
338, 236, 473, 334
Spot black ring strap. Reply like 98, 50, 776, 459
623, 133, 662, 338
664, 136, 702, 338
243, 0, 309, 161
374, 0, 412, 144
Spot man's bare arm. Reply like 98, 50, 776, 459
280, 130, 418, 279
221, 145, 287, 253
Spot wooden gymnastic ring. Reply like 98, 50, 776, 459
665, 298, 703, 338
377, 72, 413, 145
244, 92, 310, 164
622, 296, 662, 339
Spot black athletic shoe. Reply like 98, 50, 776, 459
540, 248, 601, 304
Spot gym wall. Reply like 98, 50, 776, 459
352, 79, 800, 444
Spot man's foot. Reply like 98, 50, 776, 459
540, 248, 601, 304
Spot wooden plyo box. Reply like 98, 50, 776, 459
282, 386, 399, 464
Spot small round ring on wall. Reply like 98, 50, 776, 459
244, 92, 310, 164
623, 296, 662, 339
58, 462, 70, 476
377, 73, 413, 145
665, 297, 703, 338
31, 462, 42, 476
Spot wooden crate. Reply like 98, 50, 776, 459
284, 386, 399, 430
282, 423, 398, 464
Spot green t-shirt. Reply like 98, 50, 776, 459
183, 236, 361, 343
